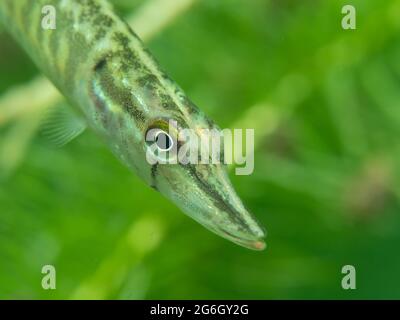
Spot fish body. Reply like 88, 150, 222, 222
0, 0, 266, 250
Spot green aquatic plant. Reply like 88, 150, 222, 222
1, 0, 400, 300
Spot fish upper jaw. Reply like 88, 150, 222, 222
155, 164, 267, 250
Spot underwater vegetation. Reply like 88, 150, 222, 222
0, 0, 400, 299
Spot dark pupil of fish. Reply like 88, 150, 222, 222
156, 131, 173, 151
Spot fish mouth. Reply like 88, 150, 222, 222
168, 190, 267, 250
172, 186, 267, 250
217, 228, 266, 251
183, 199, 267, 251
168, 187, 267, 250
155, 163, 267, 250
185, 165, 267, 250
202, 215, 266, 251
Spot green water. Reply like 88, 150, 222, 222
0, 0, 399, 299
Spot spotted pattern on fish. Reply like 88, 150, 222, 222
0, 0, 266, 250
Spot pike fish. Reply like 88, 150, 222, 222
0, 0, 266, 250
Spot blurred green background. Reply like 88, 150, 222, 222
1, 0, 400, 299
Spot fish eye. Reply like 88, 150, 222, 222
145, 118, 179, 156
155, 130, 173, 151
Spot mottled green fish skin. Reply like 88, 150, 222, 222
0, 0, 266, 250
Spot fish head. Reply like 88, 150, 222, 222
91, 55, 266, 250
140, 111, 266, 251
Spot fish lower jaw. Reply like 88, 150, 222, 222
225, 233, 266, 251
210, 226, 266, 251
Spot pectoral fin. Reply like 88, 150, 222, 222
40, 103, 87, 147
